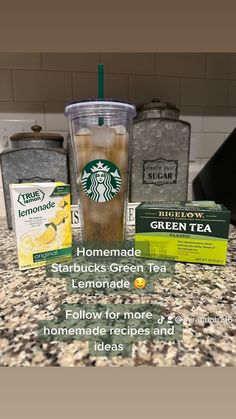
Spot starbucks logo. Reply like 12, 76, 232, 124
81, 159, 122, 202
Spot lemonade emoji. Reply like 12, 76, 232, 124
134, 277, 147, 289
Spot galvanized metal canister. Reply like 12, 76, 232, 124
1, 148, 69, 229
131, 99, 191, 202
1, 126, 67, 228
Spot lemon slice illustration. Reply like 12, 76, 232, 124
56, 209, 68, 219
49, 214, 65, 225
58, 196, 69, 208
21, 236, 34, 249
36, 224, 57, 244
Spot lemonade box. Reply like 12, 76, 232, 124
10, 182, 72, 270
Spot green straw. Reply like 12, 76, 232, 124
98, 63, 104, 125
98, 63, 104, 99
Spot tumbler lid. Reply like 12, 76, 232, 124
65, 99, 136, 119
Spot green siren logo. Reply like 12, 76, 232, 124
18, 189, 45, 206
81, 159, 121, 202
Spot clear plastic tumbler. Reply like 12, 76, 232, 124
65, 100, 136, 242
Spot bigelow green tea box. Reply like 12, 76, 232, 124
135, 201, 230, 265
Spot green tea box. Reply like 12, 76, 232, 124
135, 201, 230, 265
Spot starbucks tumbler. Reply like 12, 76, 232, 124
65, 100, 136, 242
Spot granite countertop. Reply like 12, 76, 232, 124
0, 217, 235, 367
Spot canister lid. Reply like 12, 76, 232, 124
10, 125, 64, 141
137, 98, 180, 120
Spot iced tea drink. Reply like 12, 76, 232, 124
65, 101, 136, 242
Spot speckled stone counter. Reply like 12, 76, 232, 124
0, 217, 235, 367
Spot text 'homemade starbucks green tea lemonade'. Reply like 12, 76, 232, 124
65, 101, 136, 242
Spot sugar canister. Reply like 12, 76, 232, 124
131, 99, 191, 202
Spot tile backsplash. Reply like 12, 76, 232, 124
1, 53, 236, 217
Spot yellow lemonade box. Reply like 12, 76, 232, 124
10, 182, 72, 270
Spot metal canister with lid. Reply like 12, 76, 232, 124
131, 99, 191, 202
0, 125, 68, 228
